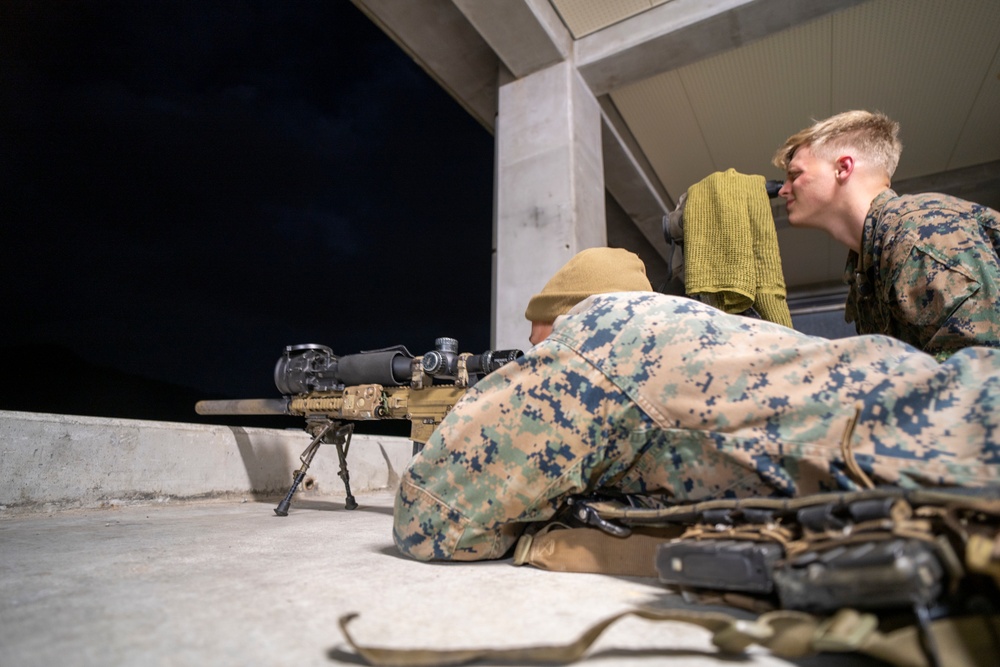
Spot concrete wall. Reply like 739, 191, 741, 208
0, 410, 413, 514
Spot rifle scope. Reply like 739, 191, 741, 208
273, 339, 522, 395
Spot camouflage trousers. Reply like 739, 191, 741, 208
394, 293, 1000, 561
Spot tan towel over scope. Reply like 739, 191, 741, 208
683, 169, 792, 328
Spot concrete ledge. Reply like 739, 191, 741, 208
0, 410, 413, 514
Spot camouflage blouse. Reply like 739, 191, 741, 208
844, 189, 1000, 360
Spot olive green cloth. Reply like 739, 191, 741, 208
684, 169, 792, 327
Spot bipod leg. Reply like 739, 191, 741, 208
274, 420, 336, 517
330, 422, 358, 510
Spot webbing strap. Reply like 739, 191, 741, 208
338, 607, 813, 667
339, 607, 1000, 667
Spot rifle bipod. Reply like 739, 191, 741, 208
274, 419, 358, 516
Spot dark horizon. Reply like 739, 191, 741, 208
1, 0, 498, 421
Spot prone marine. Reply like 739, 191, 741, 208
392, 247, 1000, 562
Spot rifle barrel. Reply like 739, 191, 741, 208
195, 398, 290, 416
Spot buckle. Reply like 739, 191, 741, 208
712, 619, 774, 653
512, 533, 533, 566
812, 609, 878, 652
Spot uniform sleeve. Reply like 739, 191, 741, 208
391, 345, 641, 561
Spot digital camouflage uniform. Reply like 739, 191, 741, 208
845, 189, 1000, 360
394, 293, 1000, 561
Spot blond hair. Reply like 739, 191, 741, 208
772, 110, 902, 178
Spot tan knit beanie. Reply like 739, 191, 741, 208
524, 247, 653, 322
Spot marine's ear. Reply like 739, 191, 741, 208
834, 155, 855, 183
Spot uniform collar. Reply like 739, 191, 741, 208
844, 188, 897, 298
860, 189, 898, 266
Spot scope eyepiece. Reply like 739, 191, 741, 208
469, 349, 523, 375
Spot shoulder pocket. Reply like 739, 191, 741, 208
895, 244, 979, 327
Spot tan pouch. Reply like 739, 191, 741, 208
512, 522, 683, 578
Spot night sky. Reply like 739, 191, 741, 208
1, 1, 496, 419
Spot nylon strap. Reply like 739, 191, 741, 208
338, 607, 1000, 667
338, 607, 817, 667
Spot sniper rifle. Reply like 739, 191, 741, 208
196, 338, 521, 516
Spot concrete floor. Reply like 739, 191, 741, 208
0, 489, 881, 667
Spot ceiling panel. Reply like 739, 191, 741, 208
610, 16, 834, 198
679, 18, 833, 183
952, 38, 1000, 169
549, 0, 670, 39
609, 70, 716, 201
831, 0, 1000, 181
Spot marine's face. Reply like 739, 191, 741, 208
529, 321, 553, 346
778, 144, 837, 229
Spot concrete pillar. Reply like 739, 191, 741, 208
492, 60, 605, 351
